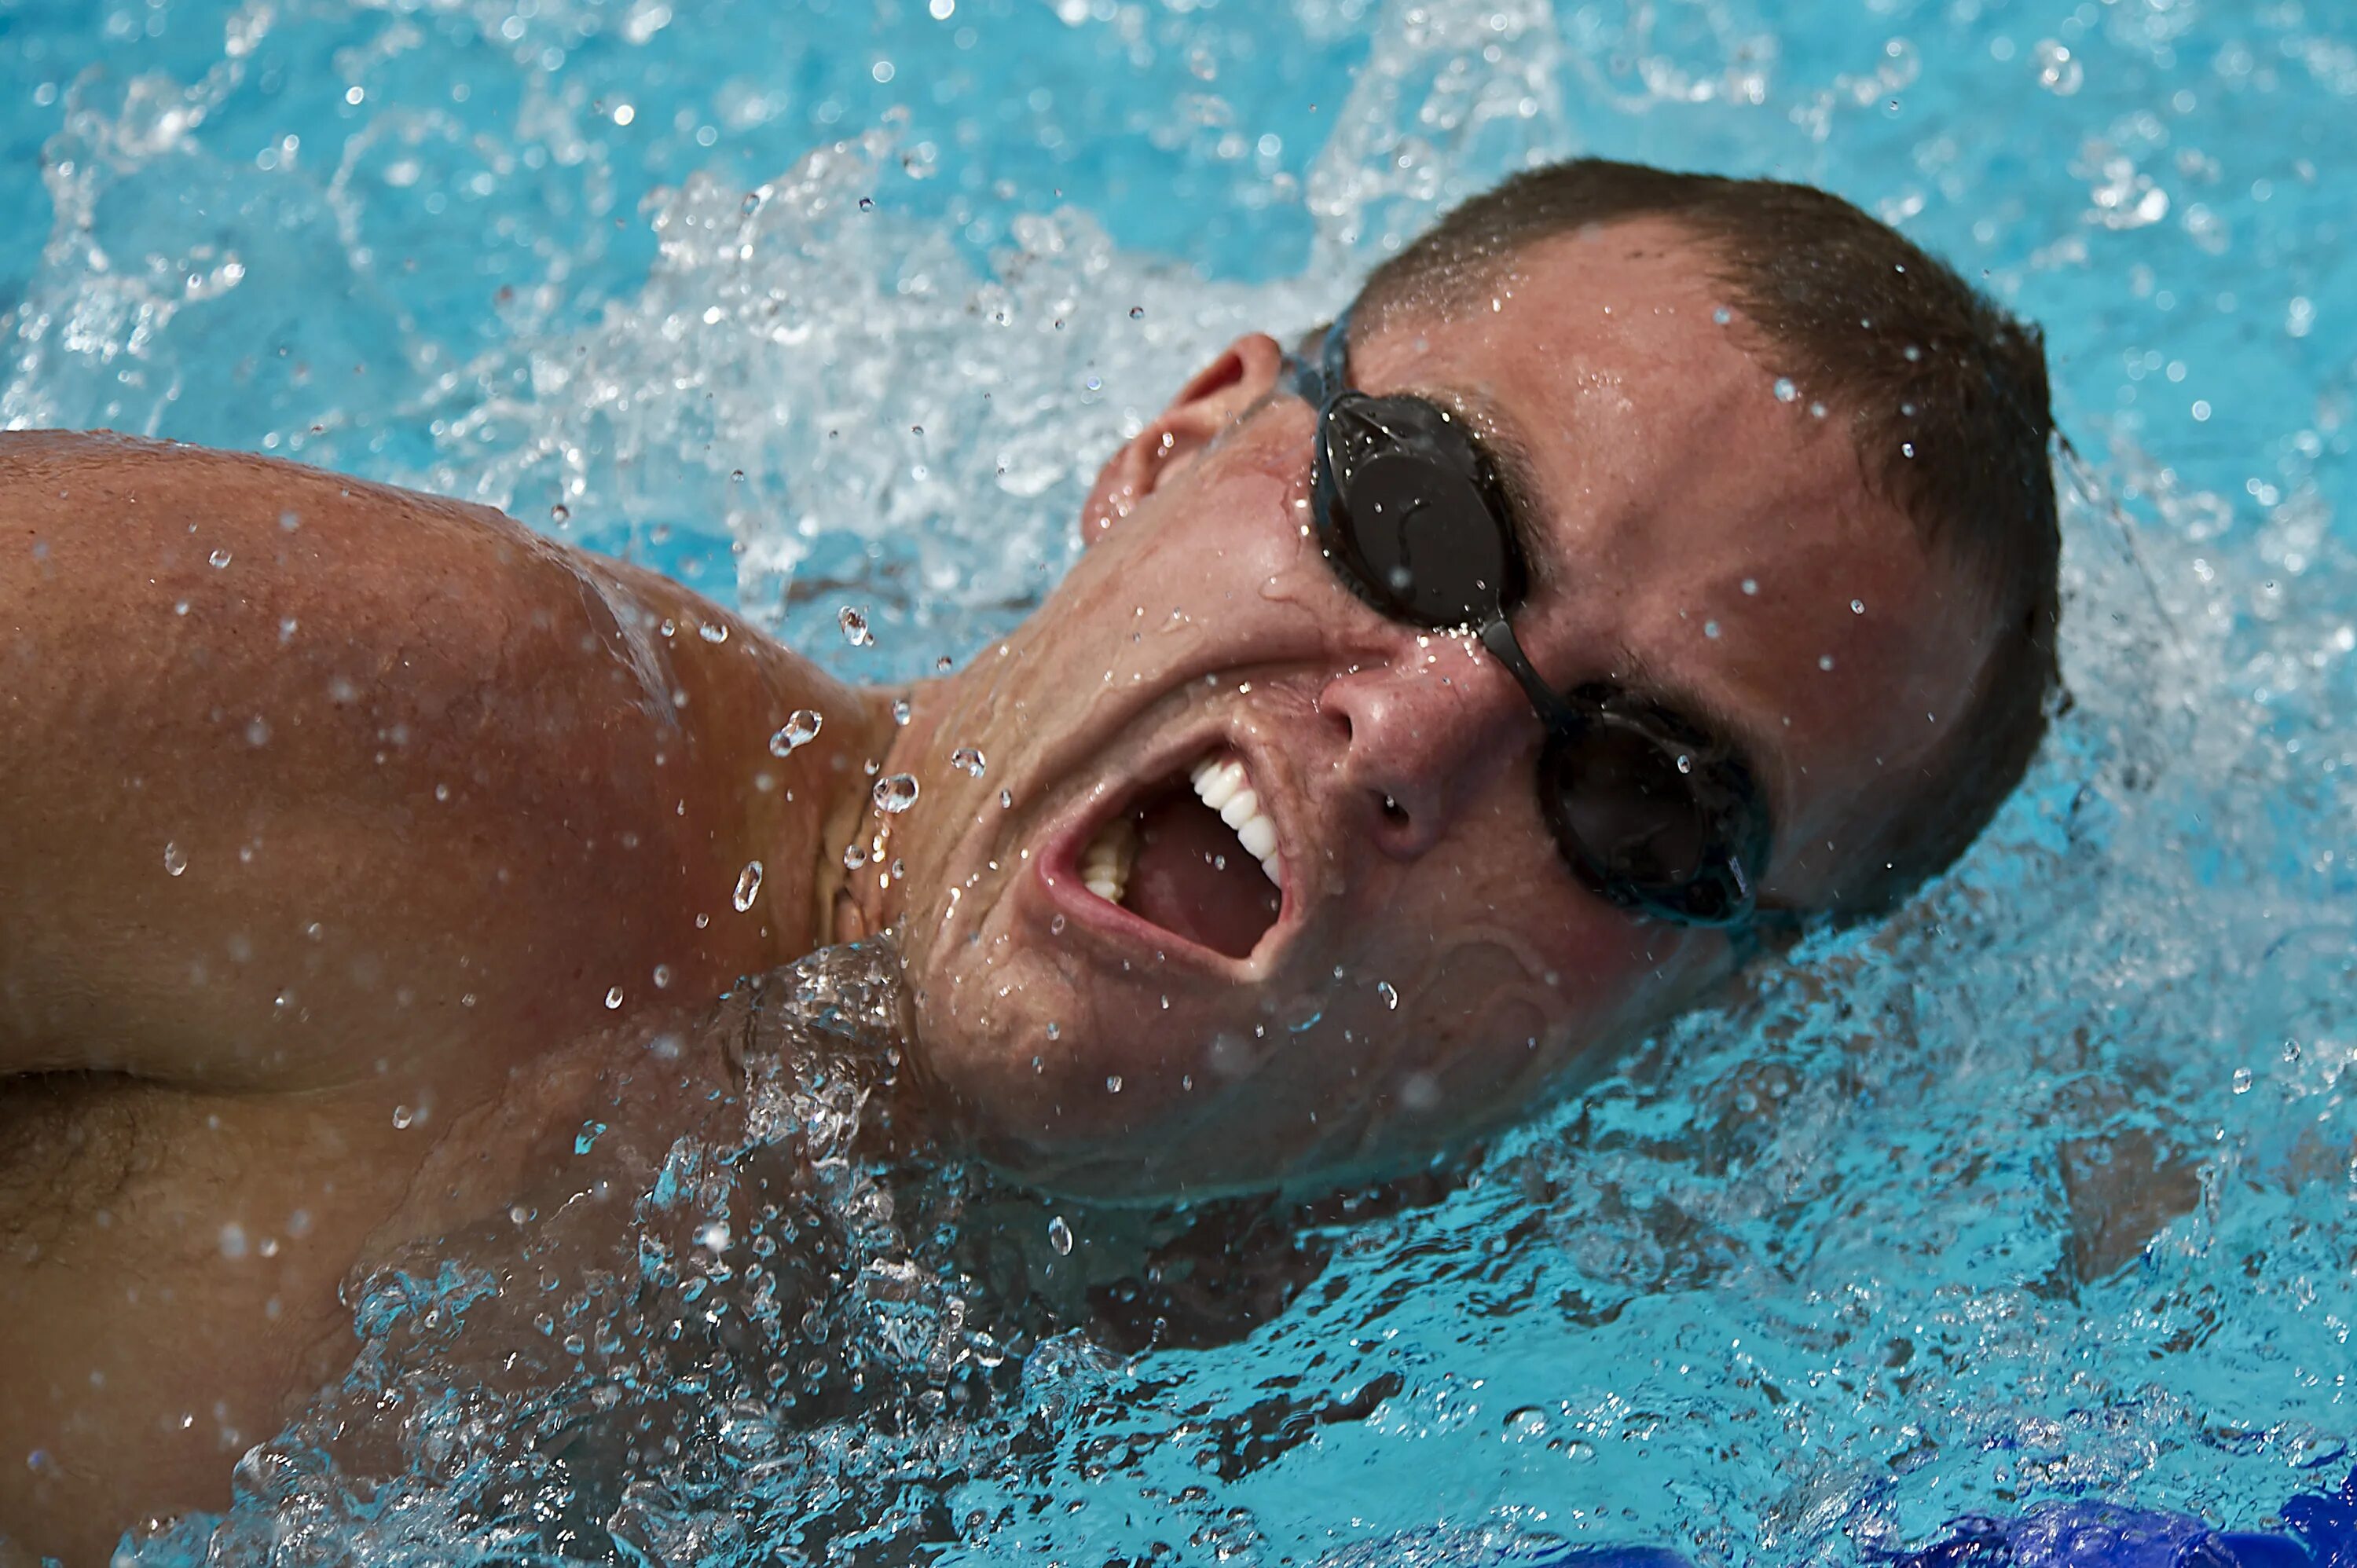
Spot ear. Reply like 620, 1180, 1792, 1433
1080, 333, 1289, 548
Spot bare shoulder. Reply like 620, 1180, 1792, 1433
0, 432, 875, 1096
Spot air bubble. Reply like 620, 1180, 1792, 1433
1047, 1216, 1073, 1255
839, 606, 873, 647
769, 709, 823, 756
733, 859, 764, 911
873, 774, 920, 812
951, 746, 986, 775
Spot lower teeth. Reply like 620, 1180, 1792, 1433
1080, 816, 1135, 903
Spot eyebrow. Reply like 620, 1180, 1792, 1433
1608, 639, 1791, 844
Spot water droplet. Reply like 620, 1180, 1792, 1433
244, 716, 270, 746
951, 746, 986, 776
741, 191, 761, 214
934, 654, 955, 673
698, 621, 729, 643
392, 1105, 416, 1129
1712, 306, 1732, 325
163, 842, 188, 876
1772, 377, 1798, 403
205, 548, 232, 570
730, 468, 746, 482
858, 196, 874, 211
999, 788, 1013, 808
1703, 620, 1721, 639
892, 696, 911, 726
1047, 1215, 1073, 1255
732, 859, 764, 911
838, 606, 873, 647
1130, 305, 1145, 319
872, 773, 920, 813
2033, 38, 2083, 95
769, 709, 823, 756
1818, 654, 1836, 671
1675, 754, 1694, 775
1901, 441, 1916, 458
1376, 980, 1399, 1009
1851, 599, 1866, 614
550, 503, 570, 522
1741, 578, 1758, 595
652, 964, 673, 989
2232, 1066, 2254, 1094
842, 841, 869, 870
604, 985, 625, 1009
1050, 914, 1066, 934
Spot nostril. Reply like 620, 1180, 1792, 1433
1377, 792, 1409, 826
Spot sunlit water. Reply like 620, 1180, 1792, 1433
4, 0, 2355, 1562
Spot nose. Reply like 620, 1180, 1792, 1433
1314, 633, 1538, 863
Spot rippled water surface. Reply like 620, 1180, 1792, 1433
5, 0, 2356, 1561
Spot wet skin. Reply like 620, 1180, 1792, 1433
0, 219, 1989, 1559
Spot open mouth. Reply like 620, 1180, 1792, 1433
1075, 752, 1284, 959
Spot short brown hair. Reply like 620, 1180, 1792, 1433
1349, 157, 2061, 917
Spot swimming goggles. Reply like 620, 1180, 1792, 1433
1285, 313, 1772, 928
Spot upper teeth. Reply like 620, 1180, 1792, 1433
1191, 757, 1283, 888
1074, 753, 1285, 907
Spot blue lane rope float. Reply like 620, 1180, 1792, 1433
1321, 1465, 2357, 1568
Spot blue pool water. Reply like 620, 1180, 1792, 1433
5, 0, 2355, 1562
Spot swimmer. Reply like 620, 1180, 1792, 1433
0, 159, 2059, 1560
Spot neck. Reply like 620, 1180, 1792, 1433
819, 675, 954, 948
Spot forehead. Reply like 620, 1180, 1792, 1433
1350, 218, 1993, 903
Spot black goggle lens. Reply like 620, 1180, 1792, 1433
1317, 394, 1525, 628
1299, 365, 1770, 929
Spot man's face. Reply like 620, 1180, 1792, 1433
872, 218, 1991, 1199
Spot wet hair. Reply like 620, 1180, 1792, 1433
1346, 156, 2062, 918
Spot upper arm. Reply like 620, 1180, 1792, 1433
0, 432, 805, 1096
